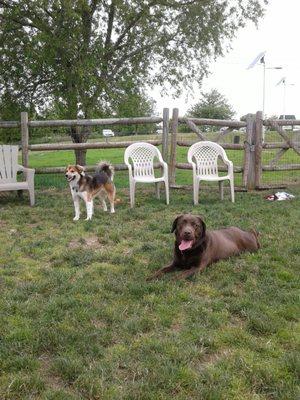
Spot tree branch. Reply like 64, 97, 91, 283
113, 0, 158, 50
104, 1, 115, 50
90, 0, 99, 14
0, 14, 39, 30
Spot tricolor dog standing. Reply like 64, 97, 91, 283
65, 161, 116, 220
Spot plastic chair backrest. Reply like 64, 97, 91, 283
188, 141, 227, 176
124, 143, 162, 178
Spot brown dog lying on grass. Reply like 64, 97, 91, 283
148, 214, 260, 280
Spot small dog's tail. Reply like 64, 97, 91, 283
96, 161, 114, 180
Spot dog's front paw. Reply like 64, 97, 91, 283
73, 216, 80, 221
85, 216, 92, 221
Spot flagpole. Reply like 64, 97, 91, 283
283, 79, 286, 119
262, 60, 266, 118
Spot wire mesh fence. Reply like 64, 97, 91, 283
262, 128, 300, 186
177, 124, 300, 189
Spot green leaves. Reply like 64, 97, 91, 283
0, 0, 266, 121
187, 89, 235, 120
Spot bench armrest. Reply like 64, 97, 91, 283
18, 165, 35, 180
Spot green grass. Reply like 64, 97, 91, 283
0, 185, 299, 399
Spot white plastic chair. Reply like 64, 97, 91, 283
0, 145, 35, 205
124, 142, 169, 208
187, 141, 234, 205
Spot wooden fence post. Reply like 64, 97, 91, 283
244, 114, 256, 189
255, 111, 263, 188
169, 108, 179, 185
21, 111, 29, 168
162, 108, 169, 161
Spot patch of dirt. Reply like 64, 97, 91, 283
38, 354, 68, 392
91, 319, 107, 329
229, 315, 246, 328
84, 236, 100, 247
123, 248, 133, 256
197, 349, 232, 370
170, 322, 182, 332
68, 240, 80, 250
68, 235, 104, 250
27, 223, 40, 228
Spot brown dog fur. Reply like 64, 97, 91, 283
148, 214, 260, 280
65, 162, 117, 220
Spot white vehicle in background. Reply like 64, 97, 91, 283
103, 129, 115, 142
220, 127, 228, 133
103, 129, 115, 137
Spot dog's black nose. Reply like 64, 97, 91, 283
183, 230, 192, 238
65, 174, 68, 177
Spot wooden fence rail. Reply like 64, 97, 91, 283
28, 140, 162, 152
28, 116, 163, 128
176, 140, 244, 150
0, 121, 20, 128
178, 117, 246, 128
0, 109, 300, 189
176, 163, 244, 173
34, 163, 164, 175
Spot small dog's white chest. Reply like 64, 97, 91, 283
70, 185, 86, 200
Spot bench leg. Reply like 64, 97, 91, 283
28, 187, 35, 206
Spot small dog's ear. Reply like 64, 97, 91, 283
76, 165, 84, 173
171, 215, 181, 233
197, 216, 206, 236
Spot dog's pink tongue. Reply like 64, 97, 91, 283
179, 240, 193, 251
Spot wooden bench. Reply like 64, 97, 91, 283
0, 145, 35, 206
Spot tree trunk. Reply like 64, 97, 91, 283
74, 148, 87, 166
70, 125, 91, 165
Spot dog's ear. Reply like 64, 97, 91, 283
197, 216, 206, 237
75, 165, 84, 173
171, 215, 182, 233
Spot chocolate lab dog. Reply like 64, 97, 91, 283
148, 214, 260, 280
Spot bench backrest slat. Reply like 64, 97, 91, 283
0, 145, 18, 183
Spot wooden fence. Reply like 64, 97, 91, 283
1, 109, 300, 189
168, 110, 300, 189
12, 109, 169, 175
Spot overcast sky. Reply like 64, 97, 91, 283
150, 0, 299, 119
